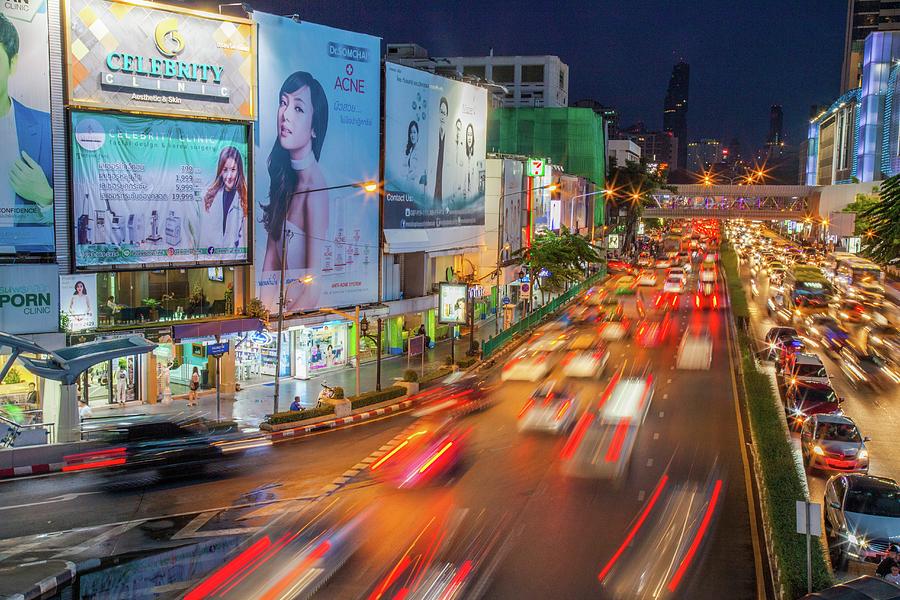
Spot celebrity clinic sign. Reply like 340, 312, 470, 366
65, 0, 255, 120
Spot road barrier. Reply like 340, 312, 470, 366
481, 271, 604, 360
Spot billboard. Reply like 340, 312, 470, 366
0, 2, 54, 254
65, 0, 255, 120
438, 283, 467, 324
0, 264, 59, 334
384, 63, 487, 233
71, 111, 251, 269
501, 159, 525, 259
253, 12, 380, 313
60, 273, 97, 331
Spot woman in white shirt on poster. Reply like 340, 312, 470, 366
202, 146, 248, 259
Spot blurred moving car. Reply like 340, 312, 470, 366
824, 474, 900, 570
862, 323, 900, 362
838, 344, 900, 389
607, 259, 633, 274
637, 253, 654, 268
369, 414, 469, 488
666, 266, 687, 284
561, 372, 654, 480
562, 336, 609, 379
501, 349, 557, 382
832, 299, 868, 324
637, 271, 658, 286
663, 275, 685, 294
615, 275, 637, 295
634, 315, 672, 348
782, 382, 842, 431
410, 374, 495, 418
676, 328, 713, 370
518, 380, 579, 434
803, 314, 849, 354
655, 256, 674, 269
800, 414, 869, 475
184, 500, 370, 600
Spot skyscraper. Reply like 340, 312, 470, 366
841, 1, 900, 92
768, 105, 784, 146
663, 61, 689, 170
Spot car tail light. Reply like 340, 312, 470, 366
695, 295, 700, 308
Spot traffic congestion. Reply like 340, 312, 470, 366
727, 221, 900, 575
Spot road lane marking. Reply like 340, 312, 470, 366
646, 458, 654, 467
667, 378, 673, 384
53, 521, 143, 558
653, 432, 660, 440
172, 510, 218, 540
637, 490, 646, 502
663, 394, 669, 400
659, 411, 665, 418
0, 491, 101, 511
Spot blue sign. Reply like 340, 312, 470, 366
502, 296, 510, 305
207, 341, 230, 357
538, 268, 551, 278
249, 330, 272, 346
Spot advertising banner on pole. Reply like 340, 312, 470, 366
253, 12, 380, 313
501, 159, 525, 259
59, 273, 98, 332
65, 0, 255, 120
0, 264, 58, 334
384, 63, 487, 241
0, 1, 54, 255
438, 283, 468, 324
71, 111, 250, 269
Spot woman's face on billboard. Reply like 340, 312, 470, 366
222, 157, 238, 191
278, 86, 314, 153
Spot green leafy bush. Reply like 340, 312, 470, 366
456, 356, 478, 369
403, 369, 419, 382
720, 242, 750, 320
2, 367, 22, 385
420, 366, 454, 384
263, 404, 335, 427
349, 386, 405, 410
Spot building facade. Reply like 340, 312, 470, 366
663, 61, 690, 170
841, 0, 900, 92
608, 140, 642, 167
687, 139, 722, 172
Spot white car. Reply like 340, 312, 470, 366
663, 276, 685, 294
667, 267, 687, 283
676, 329, 713, 370
599, 321, 628, 341
562, 347, 610, 379
637, 271, 658, 286
502, 350, 556, 381
655, 258, 673, 269
518, 380, 579, 434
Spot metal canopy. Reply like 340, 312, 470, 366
0, 332, 156, 385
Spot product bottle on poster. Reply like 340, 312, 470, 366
146, 210, 162, 244
334, 229, 345, 273
363, 245, 370, 265
352, 230, 361, 257
322, 244, 333, 272
127, 214, 144, 245
94, 211, 107, 244
165, 210, 182, 246
110, 215, 125, 244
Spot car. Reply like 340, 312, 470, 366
662, 275, 685, 294
782, 382, 842, 431
666, 267, 687, 283
528, 331, 570, 353
562, 338, 610, 379
862, 323, 900, 362
370, 414, 469, 488
804, 315, 849, 354
676, 251, 691, 266
615, 275, 637, 295
655, 256, 673, 269
410, 375, 495, 418
783, 352, 830, 387
597, 298, 626, 323
766, 292, 794, 325
800, 414, 869, 475
838, 344, 900, 389
824, 474, 900, 570
764, 326, 798, 359
501, 349, 557, 381
637, 253, 654, 268
518, 380, 579, 434
832, 299, 868, 324
607, 259, 633, 274
561, 373, 654, 480
653, 291, 682, 311
635, 315, 672, 348
637, 271, 658, 286
676, 328, 713, 370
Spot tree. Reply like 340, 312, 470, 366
858, 174, 900, 264
842, 190, 879, 236
605, 159, 671, 253
512, 226, 602, 305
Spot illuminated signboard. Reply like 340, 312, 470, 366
65, 0, 255, 120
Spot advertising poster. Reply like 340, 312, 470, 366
438, 283, 467, 324
384, 63, 487, 232
253, 12, 380, 313
0, 264, 58, 334
71, 111, 250, 269
65, 0, 255, 120
501, 159, 524, 259
0, 1, 53, 254
60, 273, 97, 331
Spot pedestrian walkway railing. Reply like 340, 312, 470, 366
481, 272, 604, 359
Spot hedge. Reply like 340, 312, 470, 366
455, 356, 478, 369
421, 365, 454, 384
722, 239, 833, 597
720, 241, 750, 320
264, 404, 334, 426
349, 386, 405, 410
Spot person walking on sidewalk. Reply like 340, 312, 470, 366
188, 366, 200, 407
116, 364, 128, 407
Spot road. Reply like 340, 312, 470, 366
0, 270, 766, 599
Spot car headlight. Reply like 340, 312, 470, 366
813, 445, 825, 456
847, 533, 868, 549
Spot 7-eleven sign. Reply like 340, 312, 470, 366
527, 158, 545, 178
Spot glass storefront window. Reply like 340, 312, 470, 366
96, 266, 241, 327
293, 322, 349, 379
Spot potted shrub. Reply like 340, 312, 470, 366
395, 369, 420, 395
142, 298, 161, 321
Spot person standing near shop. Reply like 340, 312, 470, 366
188, 366, 200, 407
115, 363, 127, 407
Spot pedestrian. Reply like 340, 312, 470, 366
877, 545, 900, 578
188, 366, 200, 407
116, 363, 128, 407
78, 399, 92, 420
887, 564, 900, 585
289, 396, 302, 412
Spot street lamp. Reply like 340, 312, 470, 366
494, 181, 558, 331
272, 180, 378, 414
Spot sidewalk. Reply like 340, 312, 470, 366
90, 316, 503, 427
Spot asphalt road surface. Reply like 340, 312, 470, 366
0, 269, 766, 599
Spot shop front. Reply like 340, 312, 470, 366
292, 321, 351, 380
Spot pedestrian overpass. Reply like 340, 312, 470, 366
645, 185, 816, 220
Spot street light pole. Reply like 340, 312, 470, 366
272, 180, 377, 414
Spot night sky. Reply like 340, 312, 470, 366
249, 0, 847, 153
